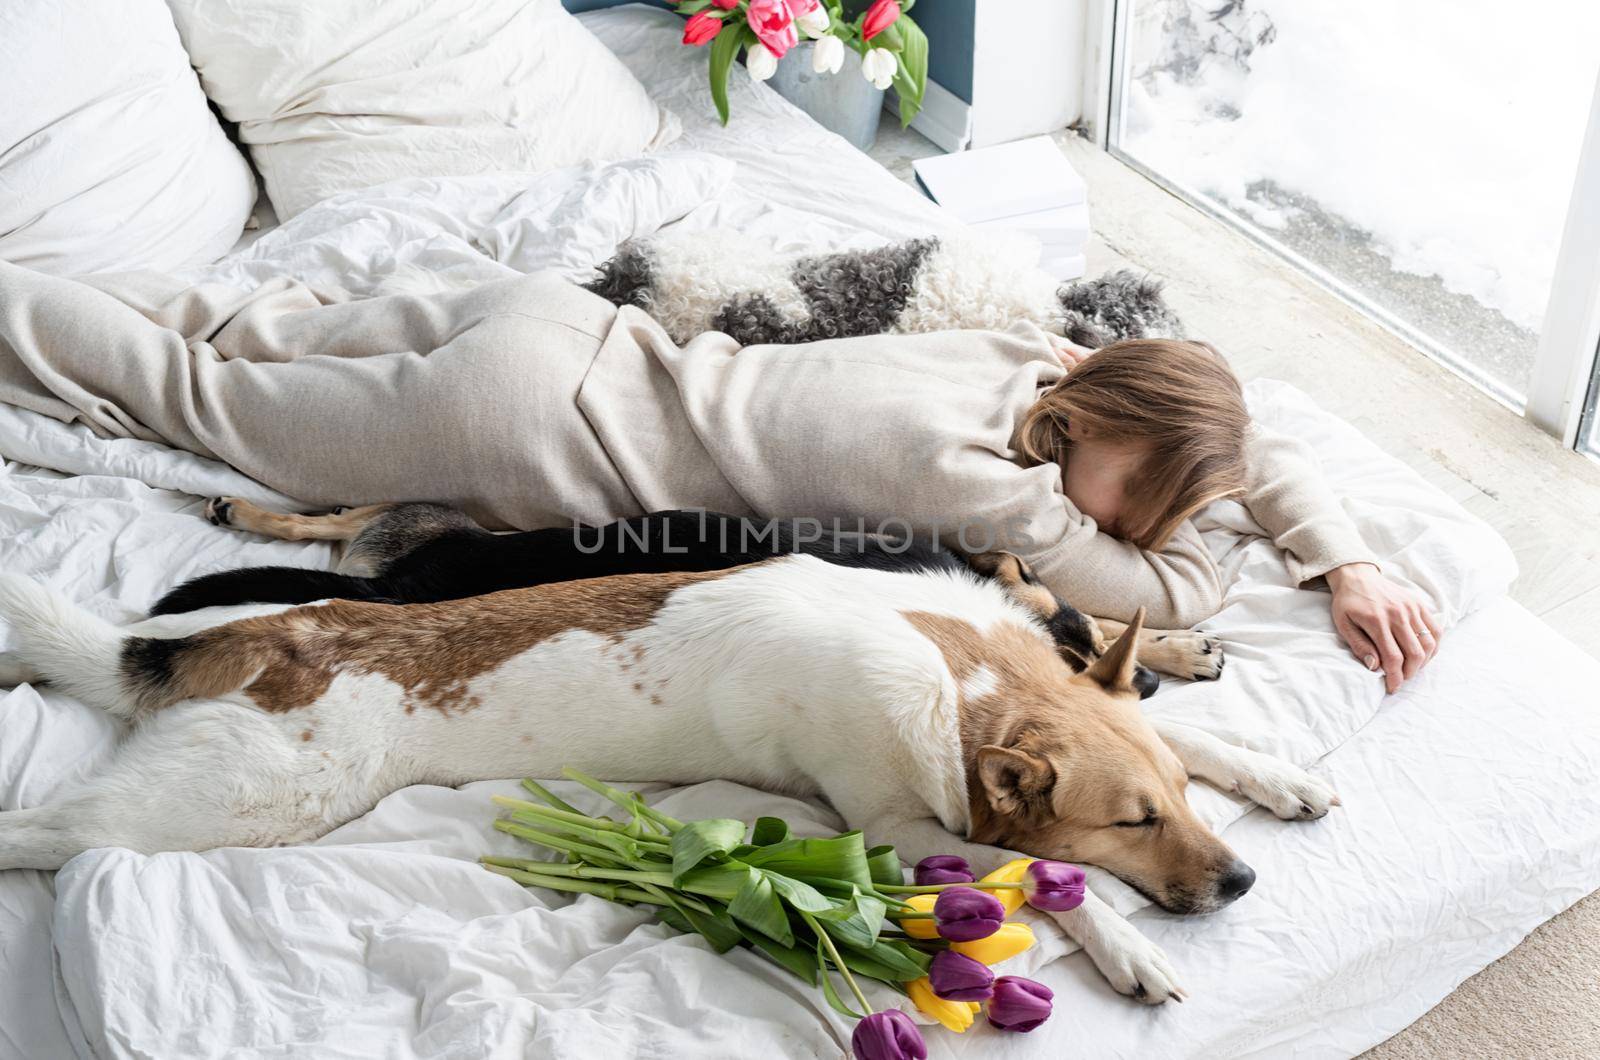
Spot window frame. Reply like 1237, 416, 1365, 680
1080, 0, 1600, 453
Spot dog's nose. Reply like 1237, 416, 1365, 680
1133, 665, 1160, 699
1218, 861, 1256, 902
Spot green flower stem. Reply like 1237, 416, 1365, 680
887, 911, 933, 919
636, 881, 718, 917
493, 819, 630, 864
630, 792, 677, 835
481, 856, 675, 887
482, 863, 669, 906
493, 797, 670, 845
502, 811, 670, 861
562, 767, 684, 833
521, 778, 584, 815
800, 910, 874, 1017
876, 882, 1027, 893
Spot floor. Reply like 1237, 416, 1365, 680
868, 123, 1600, 1056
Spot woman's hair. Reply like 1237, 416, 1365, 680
1018, 338, 1251, 551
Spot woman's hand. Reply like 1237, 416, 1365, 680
1047, 334, 1095, 369
1326, 562, 1442, 693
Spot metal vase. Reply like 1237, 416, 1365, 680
766, 42, 885, 151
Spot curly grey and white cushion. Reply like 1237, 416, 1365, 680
584, 229, 1183, 348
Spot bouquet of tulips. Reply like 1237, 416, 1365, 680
482, 768, 1087, 1058
674, 0, 929, 126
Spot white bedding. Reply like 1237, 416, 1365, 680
3, 5, 1599, 1058
166, 0, 678, 221
0, 0, 256, 275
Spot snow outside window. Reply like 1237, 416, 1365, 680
1110, 0, 1600, 410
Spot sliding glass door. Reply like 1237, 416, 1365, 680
1100, 0, 1600, 455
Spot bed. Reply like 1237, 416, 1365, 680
3, 5, 1599, 1057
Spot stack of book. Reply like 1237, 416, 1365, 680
912, 136, 1089, 280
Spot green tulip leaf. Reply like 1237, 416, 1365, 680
728, 869, 796, 946
655, 905, 695, 936
671, 818, 747, 881
836, 892, 888, 948
744, 832, 874, 890
766, 872, 837, 915
892, 16, 928, 126
708, 22, 744, 126
676, 863, 750, 902
662, 893, 743, 954
737, 924, 820, 985
871, 23, 904, 52
750, 816, 792, 847
865, 844, 903, 888
836, 937, 931, 982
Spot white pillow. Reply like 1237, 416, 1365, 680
165, 0, 680, 220
0, 0, 256, 275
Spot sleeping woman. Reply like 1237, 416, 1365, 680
0, 262, 1439, 690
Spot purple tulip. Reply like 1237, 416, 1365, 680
933, 886, 1006, 942
1023, 860, 1087, 912
852, 1009, 928, 1060
987, 976, 1054, 1032
914, 854, 975, 886
928, 950, 996, 1001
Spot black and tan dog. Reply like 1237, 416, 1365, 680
156, 499, 1227, 694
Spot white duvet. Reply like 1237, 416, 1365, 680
3, 6, 1600, 1059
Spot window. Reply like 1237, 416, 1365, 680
1582, 350, 1600, 461
1102, 0, 1600, 416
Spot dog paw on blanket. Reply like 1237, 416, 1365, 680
585, 228, 1183, 348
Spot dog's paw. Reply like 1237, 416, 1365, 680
204, 497, 238, 527
1228, 752, 1339, 821
1150, 630, 1224, 681
1077, 913, 1186, 1005
1085, 617, 1110, 656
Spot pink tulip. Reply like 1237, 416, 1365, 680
682, 11, 723, 46
711, 0, 739, 8
789, 0, 821, 14
747, 0, 799, 59
862, 0, 901, 40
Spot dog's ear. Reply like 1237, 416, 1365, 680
1083, 607, 1144, 693
977, 745, 1056, 818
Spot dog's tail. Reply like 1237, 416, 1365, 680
0, 575, 138, 718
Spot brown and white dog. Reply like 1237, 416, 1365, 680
0, 533, 1335, 1004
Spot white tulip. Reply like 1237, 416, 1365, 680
746, 42, 779, 82
861, 47, 897, 90
812, 34, 845, 75
796, 5, 830, 39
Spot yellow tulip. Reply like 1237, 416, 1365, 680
894, 893, 939, 939
950, 922, 1037, 965
978, 858, 1035, 916
906, 977, 980, 1033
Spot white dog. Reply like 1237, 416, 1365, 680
0, 555, 1334, 1003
